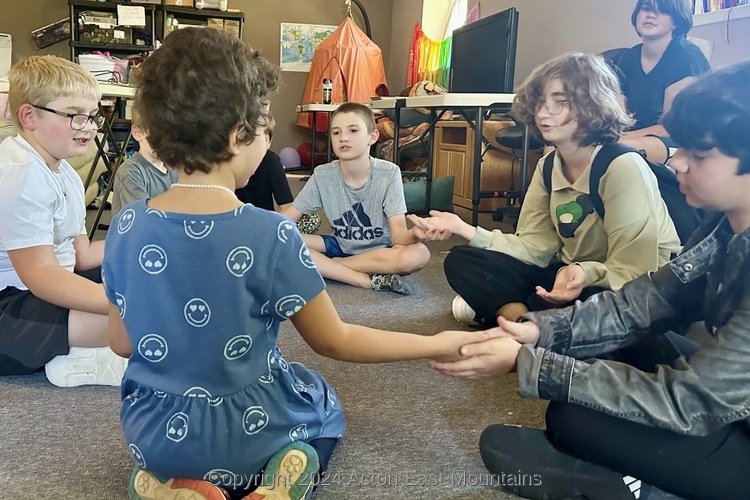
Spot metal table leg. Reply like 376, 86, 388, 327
87, 122, 132, 240
470, 107, 486, 226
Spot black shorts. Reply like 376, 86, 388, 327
0, 267, 101, 376
0, 286, 70, 375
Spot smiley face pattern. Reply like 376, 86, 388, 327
137, 334, 168, 363
102, 199, 345, 482
166, 412, 188, 442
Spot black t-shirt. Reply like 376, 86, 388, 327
613, 36, 710, 129
235, 150, 294, 211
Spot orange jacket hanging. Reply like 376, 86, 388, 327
297, 18, 389, 130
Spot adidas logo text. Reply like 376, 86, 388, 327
332, 226, 385, 240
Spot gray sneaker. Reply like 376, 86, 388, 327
370, 274, 410, 295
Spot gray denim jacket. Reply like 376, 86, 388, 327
518, 214, 750, 436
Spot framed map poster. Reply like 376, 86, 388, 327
280, 23, 337, 72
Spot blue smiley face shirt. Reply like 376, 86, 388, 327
103, 199, 345, 487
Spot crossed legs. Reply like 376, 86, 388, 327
302, 234, 430, 290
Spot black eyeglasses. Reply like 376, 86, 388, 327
31, 105, 106, 130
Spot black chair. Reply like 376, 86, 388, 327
600, 47, 629, 73
491, 116, 544, 223
495, 117, 545, 152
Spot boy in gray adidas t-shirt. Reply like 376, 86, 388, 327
283, 102, 430, 295
111, 104, 177, 216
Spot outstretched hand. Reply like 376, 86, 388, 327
494, 316, 540, 345
407, 210, 476, 242
535, 263, 585, 305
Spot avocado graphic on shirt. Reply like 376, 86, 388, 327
555, 194, 595, 238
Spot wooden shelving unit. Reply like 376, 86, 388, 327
68, 0, 245, 64
432, 120, 538, 212
69, 0, 156, 62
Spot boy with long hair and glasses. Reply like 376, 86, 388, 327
412, 53, 679, 325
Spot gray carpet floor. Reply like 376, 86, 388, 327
0, 179, 548, 499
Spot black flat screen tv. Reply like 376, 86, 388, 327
449, 7, 519, 93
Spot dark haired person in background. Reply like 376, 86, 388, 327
234, 115, 293, 212
616, 0, 710, 163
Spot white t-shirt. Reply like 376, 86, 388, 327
0, 135, 86, 290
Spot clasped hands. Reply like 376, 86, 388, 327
431, 317, 540, 379
407, 210, 475, 242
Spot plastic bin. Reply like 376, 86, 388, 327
0, 33, 10, 79
78, 53, 119, 83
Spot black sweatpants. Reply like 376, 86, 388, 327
482, 337, 750, 499
543, 402, 750, 499
444, 245, 605, 325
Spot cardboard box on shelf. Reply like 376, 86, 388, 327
80, 25, 133, 44
163, 0, 194, 6
195, 0, 227, 10
80, 11, 117, 28
31, 18, 71, 49
224, 19, 240, 37
207, 18, 225, 30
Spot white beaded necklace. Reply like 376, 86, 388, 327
171, 183, 236, 197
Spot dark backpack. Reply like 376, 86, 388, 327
542, 143, 702, 244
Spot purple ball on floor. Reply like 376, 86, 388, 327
279, 146, 301, 169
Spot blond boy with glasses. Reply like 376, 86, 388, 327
0, 55, 126, 386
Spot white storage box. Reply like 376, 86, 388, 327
195, 0, 227, 11
78, 53, 119, 82
0, 33, 10, 79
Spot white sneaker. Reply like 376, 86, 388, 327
45, 347, 128, 387
451, 295, 480, 326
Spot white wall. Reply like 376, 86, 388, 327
469, 0, 750, 89
421, 0, 454, 39
691, 7, 750, 68
388, 0, 423, 92
469, 0, 639, 87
